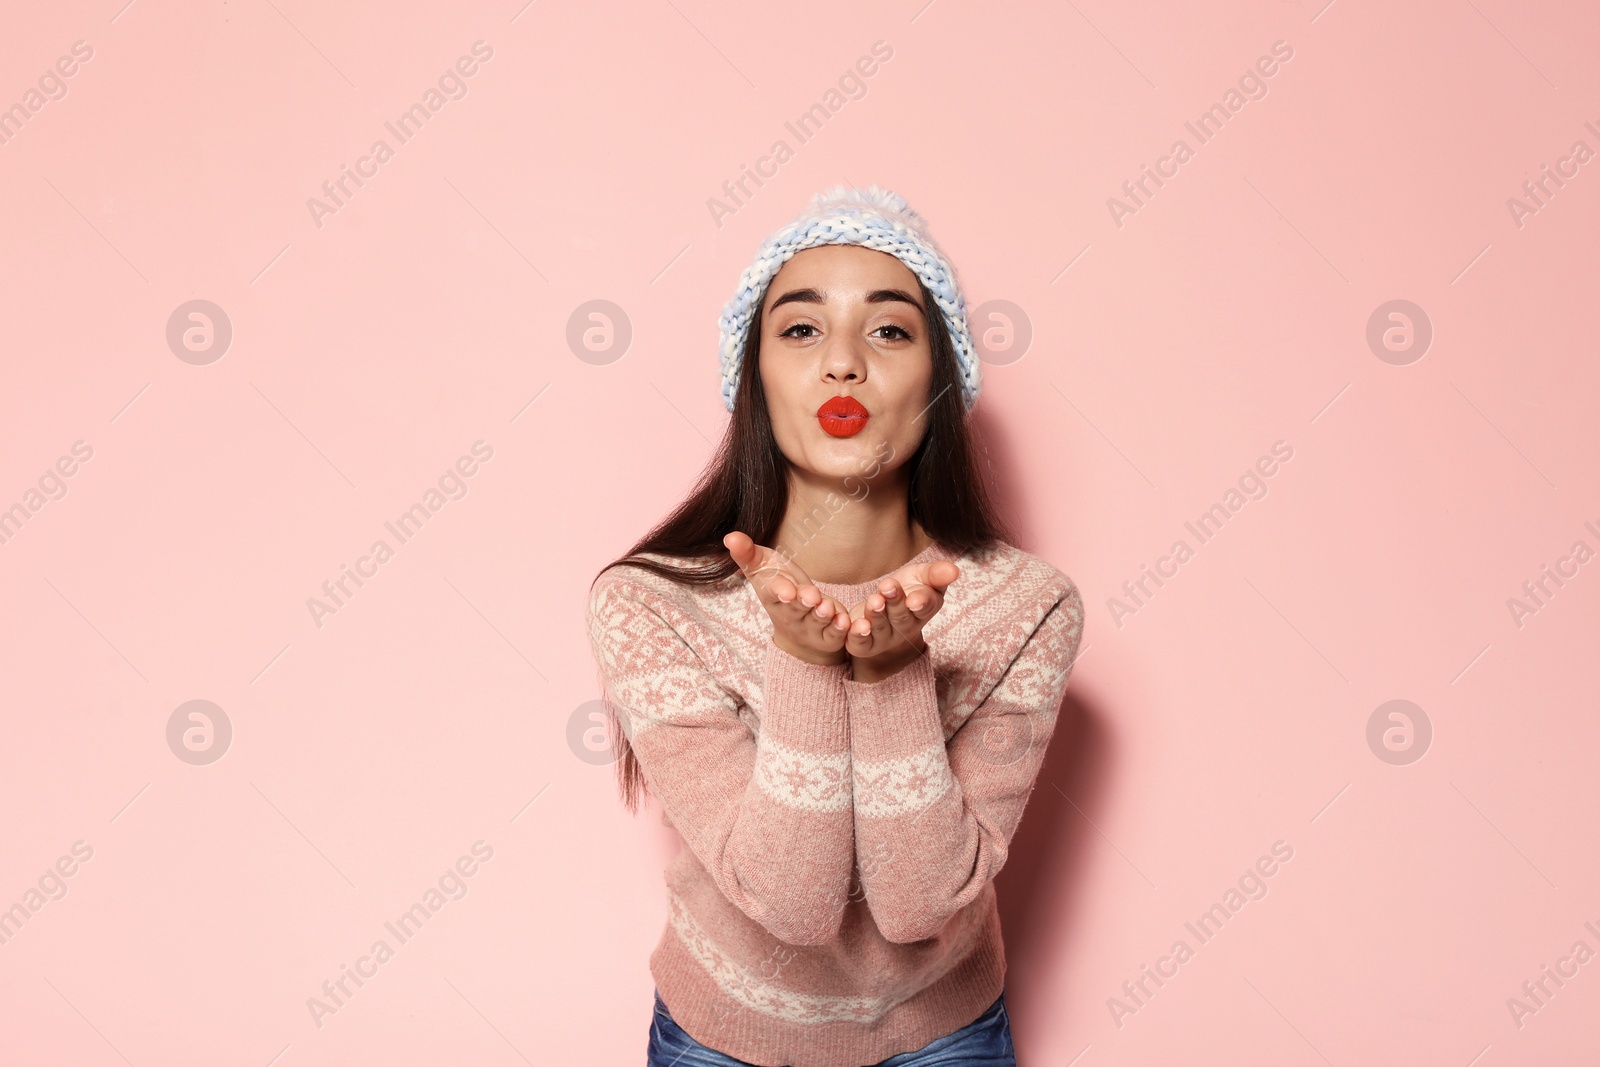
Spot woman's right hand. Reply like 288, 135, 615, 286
724, 531, 851, 666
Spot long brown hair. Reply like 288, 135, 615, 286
591, 271, 1016, 812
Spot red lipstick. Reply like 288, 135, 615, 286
817, 395, 869, 437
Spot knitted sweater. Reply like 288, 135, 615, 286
585, 538, 1084, 1067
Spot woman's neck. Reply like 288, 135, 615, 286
776, 476, 931, 586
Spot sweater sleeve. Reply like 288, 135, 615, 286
843, 582, 1084, 943
586, 570, 857, 946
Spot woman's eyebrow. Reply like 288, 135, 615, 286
769, 287, 924, 312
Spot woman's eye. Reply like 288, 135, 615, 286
875, 325, 912, 341
781, 323, 818, 338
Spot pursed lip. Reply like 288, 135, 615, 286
817, 395, 869, 438
817, 395, 869, 418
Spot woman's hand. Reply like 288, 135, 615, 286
845, 560, 960, 683
724, 531, 852, 666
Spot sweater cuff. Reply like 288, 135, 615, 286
762, 638, 851, 752
843, 651, 944, 761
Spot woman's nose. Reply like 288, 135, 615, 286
821, 336, 868, 384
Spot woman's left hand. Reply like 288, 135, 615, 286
844, 560, 960, 680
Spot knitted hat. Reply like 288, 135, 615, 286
716, 184, 981, 413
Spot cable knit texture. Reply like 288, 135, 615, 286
585, 539, 1084, 1067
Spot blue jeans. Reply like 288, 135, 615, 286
647, 987, 1016, 1066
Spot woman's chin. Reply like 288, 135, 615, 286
802, 452, 890, 485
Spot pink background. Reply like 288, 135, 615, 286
2, 0, 1598, 1063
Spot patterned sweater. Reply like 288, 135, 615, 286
585, 538, 1085, 1067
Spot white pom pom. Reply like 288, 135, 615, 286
808, 183, 920, 224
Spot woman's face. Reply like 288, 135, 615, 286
757, 244, 936, 485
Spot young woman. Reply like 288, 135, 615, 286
586, 185, 1085, 1066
